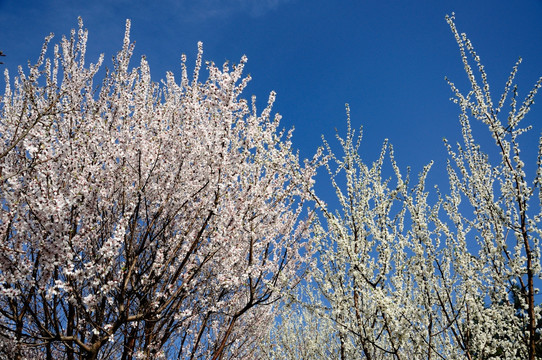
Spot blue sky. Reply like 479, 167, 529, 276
1, 0, 542, 199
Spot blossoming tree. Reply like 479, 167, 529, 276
262, 14, 542, 360
0, 19, 318, 360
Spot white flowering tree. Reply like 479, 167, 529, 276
0, 19, 318, 360
263, 15, 542, 360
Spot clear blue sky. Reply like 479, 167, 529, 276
1, 0, 542, 199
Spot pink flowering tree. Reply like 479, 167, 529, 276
0, 19, 318, 360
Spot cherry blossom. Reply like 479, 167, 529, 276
261, 15, 542, 360
0, 18, 318, 360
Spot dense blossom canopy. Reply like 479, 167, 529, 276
0, 19, 318, 360
1, 14, 541, 360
